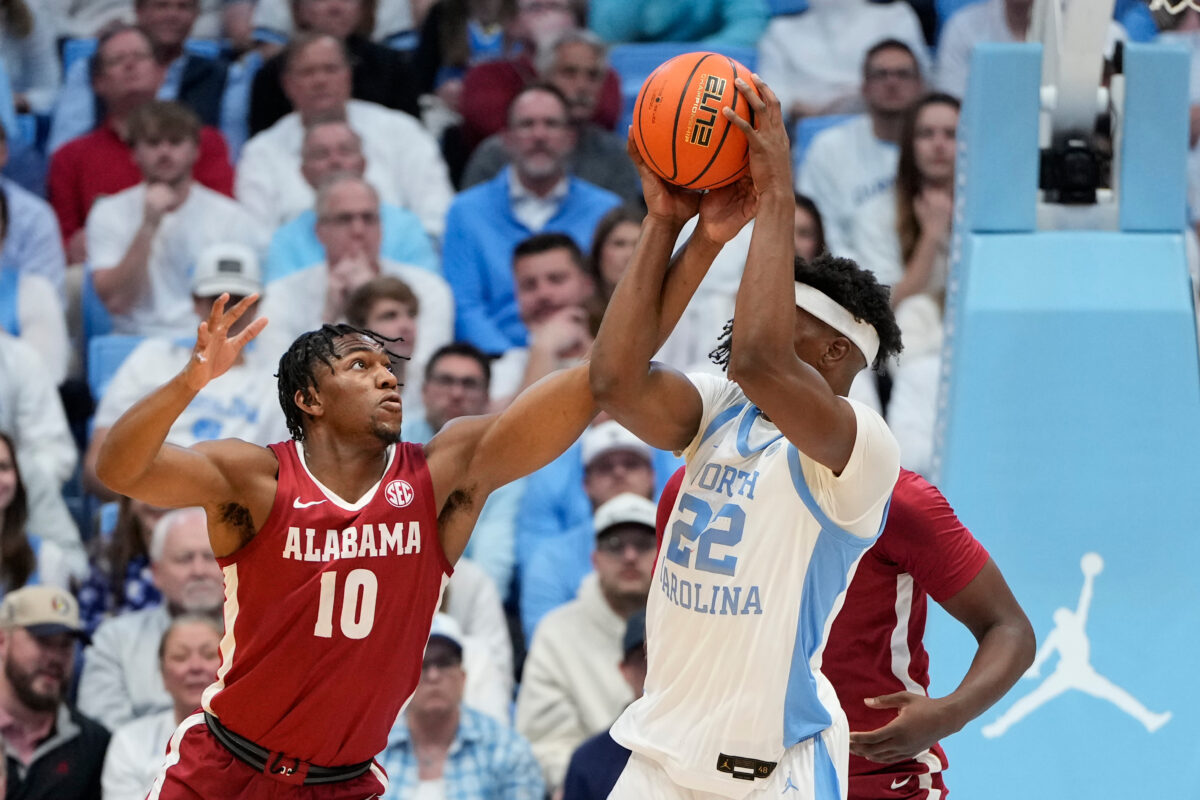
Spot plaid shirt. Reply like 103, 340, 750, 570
380, 707, 545, 800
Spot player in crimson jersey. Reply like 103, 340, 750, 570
654, 466, 1034, 799
94, 295, 598, 799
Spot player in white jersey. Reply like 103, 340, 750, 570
590, 76, 905, 800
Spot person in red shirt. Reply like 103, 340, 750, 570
46, 25, 233, 264
94, 298, 597, 798
655, 466, 1035, 799
459, 0, 620, 154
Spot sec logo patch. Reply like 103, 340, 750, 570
384, 479, 415, 508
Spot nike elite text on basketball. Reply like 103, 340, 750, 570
686, 75, 726, 147
280, 522, 423, 562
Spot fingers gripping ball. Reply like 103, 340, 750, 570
633, 52, 759, 190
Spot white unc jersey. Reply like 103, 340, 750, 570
609, 373, 900, 799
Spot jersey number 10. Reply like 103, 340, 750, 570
314, 569, 378, 639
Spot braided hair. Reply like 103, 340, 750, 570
276, 324, 407, 441
709, 253, 903, 372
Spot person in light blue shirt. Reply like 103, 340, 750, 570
0, 60, 17, 144
0, 125, 66, 298
264, 118, 439, 283
380, 618, 545, 800
442, 85, 621, 353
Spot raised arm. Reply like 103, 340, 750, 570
590, 135, 756, 452
94, 295, 274, 556
848, 558, 1035, 764
722, 76, 859, 473
424, 363, 596, 562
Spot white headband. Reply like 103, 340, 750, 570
793, 282, 880, 366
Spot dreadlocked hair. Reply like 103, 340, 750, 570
709, 253, 903, 372
276, 323, 409, 441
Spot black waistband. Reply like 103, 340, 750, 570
204, 712, 374, 785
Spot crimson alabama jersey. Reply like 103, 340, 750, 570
823, 469, 987, 784
202, 440, 451, 767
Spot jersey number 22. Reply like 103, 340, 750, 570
665, 493, 745, 576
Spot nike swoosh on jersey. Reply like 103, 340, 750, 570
890, 776, 912, 790
293, 498, 327, 509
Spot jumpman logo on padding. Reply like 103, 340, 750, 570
781, 772, 799, 793
982, 552, 1172, 738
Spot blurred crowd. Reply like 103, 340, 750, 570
0, 0, 1195, 797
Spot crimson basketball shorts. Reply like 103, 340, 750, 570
147, 713, 390, 800
848, 761, 948, 800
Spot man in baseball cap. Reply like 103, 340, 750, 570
516, 493, 656, 790
379, 614, 545, 796
191, 241, 264, 301
520, 421, 656, 641
83, 240, 285, 501
0, 586, 109, 797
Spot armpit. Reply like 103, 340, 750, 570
217, 502, 257, 550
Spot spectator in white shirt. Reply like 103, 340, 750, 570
935, 0, 1126, 100
100, 615, 222, 800
258, 174, 454, 369
848, 92, 960, 308
87, 100, 260, 336
796, 38, 924, 258
0, 332, 85, 570
758, 0, 930, 123
83, 242, 288, 500
236, 33, 453, 239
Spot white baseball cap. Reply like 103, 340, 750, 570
427, 613, 464, 652
192, 242, 262, 298
593, 492, 657, 538
581, 421, 653, 468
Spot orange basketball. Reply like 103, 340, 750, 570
633, 52, 758, 191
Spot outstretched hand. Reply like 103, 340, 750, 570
183, 294, 268, 392
627, 130, 701, 227
848, 692, 961, 765
722, 74, 793, 197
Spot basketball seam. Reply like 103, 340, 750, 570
636, 62, 672, 182
670, 53, 716, 183
685, 56, 747, 189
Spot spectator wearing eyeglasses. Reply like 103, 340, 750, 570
379, 615, 545, 800
83, 242, 288, 501
443, 84, 621, 356
515, 492, 656, 794
402, 342, 526, 602
757, 0, 930, 124
257, 173, 454, 369
518, 421, 654, 642
262, 119, 438, 286
795, 39, 925, 259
